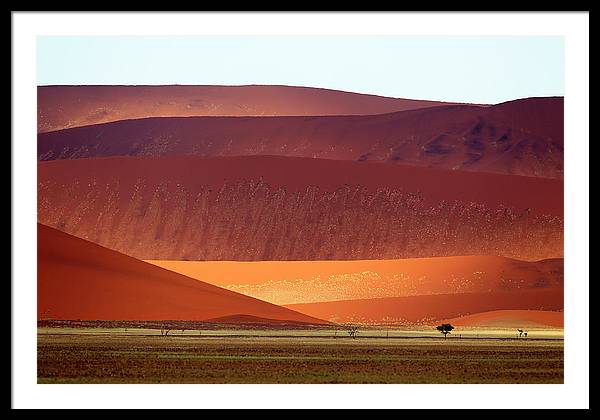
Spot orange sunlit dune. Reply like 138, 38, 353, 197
146, 256, 563, 305
441, 310, 563, 328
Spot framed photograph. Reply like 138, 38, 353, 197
12, 11, 589, 409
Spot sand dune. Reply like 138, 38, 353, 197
37, 223, 325, 324
37, 84, 464, 133
38, 155, 563, 261
284, 289, 564, 325
441, 310, 563, 328
146, 257, 563, 305
201, 314, 326, 327
38, 96, 562, 178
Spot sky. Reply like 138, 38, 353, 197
37, 36, 564, 104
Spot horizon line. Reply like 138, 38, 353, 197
35, 83, 564, 106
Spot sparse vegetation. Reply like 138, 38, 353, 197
517, 329, 528, 338
347, 325, 359, 339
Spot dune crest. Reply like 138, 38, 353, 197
38, 84, 464, 133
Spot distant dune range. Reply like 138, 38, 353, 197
37, 85, 468, 133
36, 85, 565, 328
441, 310, 563, 328
37, 223, 325, 324
283, 289, 564, 325
146, 257, 563, 305
38, 96, 563, 178
38, 155, 563, 262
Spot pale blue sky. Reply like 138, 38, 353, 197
37, 36, 564, 104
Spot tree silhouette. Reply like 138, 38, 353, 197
436, 323, 455, 339
347, 325, 359, 339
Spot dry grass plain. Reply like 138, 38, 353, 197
38, 328, 563, 384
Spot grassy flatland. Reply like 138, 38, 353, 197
38, 328, 563, 384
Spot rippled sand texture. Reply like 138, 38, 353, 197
38, 156, 562, 262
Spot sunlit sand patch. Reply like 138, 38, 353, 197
145, 257, 563, 306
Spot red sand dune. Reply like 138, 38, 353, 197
441, 310, 563, 328
37, 84, 465, 133
146, 257, 563, 305
38, 155, 563, 261
37, 223, 325, 324
38, 96, 563, 178
284, 289, 564, 325
202, 314, 325, 327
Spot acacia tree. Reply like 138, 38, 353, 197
436, 323, 455, 339
347, 325, 359, 339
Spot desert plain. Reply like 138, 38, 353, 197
38, 326, 563, 384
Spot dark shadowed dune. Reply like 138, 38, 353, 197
38, 96, 563, 178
